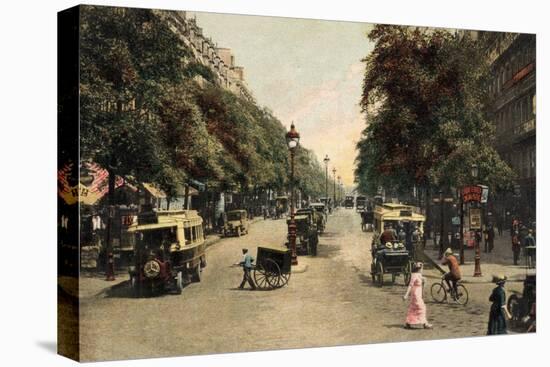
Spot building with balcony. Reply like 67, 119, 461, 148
483, 32, 536, 223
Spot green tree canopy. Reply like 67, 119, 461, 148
355, 25, 514, 197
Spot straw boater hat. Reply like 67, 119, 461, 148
444, 248, 453, 256
385, 242, 393, 249
492, 274, 507, 284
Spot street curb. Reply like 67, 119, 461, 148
292, 264, 308, 273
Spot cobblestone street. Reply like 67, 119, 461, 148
76, 209, 523, 362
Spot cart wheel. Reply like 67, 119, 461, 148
279, 271, 291, 287
253, 266, 270, 290
254, 260, 280, 290
264, 259, 282, 289
376, 261, 384, 287
403, 261, 412, 286
431, 282, 447, 303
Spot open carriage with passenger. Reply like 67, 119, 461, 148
370, 203, 425, 287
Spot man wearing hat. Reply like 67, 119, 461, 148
441, 248, 461, 298
238, 248, 256, 290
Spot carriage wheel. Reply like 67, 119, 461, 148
253, 259, 281, 290
376, 261, 384, 287
279, 271, 291, 287
264, 259, 282, 289
403, 261, 412, 286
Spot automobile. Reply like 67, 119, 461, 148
127, 210, 206, 297
286, 208, 319, 255
224, 209, 249, 237
309, 202, 327, 232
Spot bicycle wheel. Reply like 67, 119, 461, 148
431, 282, 447, 303
455, 284, 469, 305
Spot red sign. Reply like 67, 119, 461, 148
462, 186, 482, 203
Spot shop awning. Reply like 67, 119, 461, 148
142, 183, 167, 198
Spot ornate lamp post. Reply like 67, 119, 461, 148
337, 175, 341, 206
332, 167, 337, 210
286, 123, 300, 266
323, 155, 330, 201
471, 163, 483, 277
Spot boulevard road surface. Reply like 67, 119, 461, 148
78, 208, 521, 361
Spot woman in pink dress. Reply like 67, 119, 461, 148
403, 262, 433, 329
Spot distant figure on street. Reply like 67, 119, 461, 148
512, 229, 521, 265
487, 275, 512, 335
523, 229, 536, 268
403, 262, 432, 329
398, 228, 406, 243
496, 216, 504, 236
441, 248, 461, 298
237, 248, 256, 290
485, 225, 495, 253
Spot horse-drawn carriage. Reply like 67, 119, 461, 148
370, 203, 425, 287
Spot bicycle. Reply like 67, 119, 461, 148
430, 278, 469, 305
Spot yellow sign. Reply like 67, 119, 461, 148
470, 208, 482, 229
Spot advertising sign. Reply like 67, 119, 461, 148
470, 208, 482, 229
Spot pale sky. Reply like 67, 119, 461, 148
191, 11, 375, 186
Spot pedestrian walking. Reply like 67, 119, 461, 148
512, 230, 521, 265
497, 216, 503, 236
523, 229, 536, 268
403, 262, 432, 329
487, 275, 512, 335
237, 248, 256, 290
485, 225, 495, 253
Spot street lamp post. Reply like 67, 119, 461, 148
286, 123, 300, 266
337, 175, 341, 206
471, 164, 483, 277
323, 155, 330, 201
332, 167, 337, 210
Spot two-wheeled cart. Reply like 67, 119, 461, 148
252, 246, 292, 290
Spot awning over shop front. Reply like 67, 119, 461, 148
142, 183, 167, 198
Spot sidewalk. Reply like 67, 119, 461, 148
75, 216, 266, 298
421, 232, 535, 283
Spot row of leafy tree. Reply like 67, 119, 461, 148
80, 6, 333, 206
355, 26, 515, 206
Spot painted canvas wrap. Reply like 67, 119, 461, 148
58, 4, 536, 362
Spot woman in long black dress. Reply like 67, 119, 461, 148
487, 275, 512, 335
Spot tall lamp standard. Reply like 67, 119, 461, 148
286, 123, 300, 266
337, 175, 341, 206
332, 167, 337, 210
323, 155, 330, 202
471, 163, 483, 277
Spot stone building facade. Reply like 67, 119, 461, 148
483, 32, 536, 223
156, 10, 255, 102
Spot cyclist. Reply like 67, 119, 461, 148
441, 248, 462, 298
